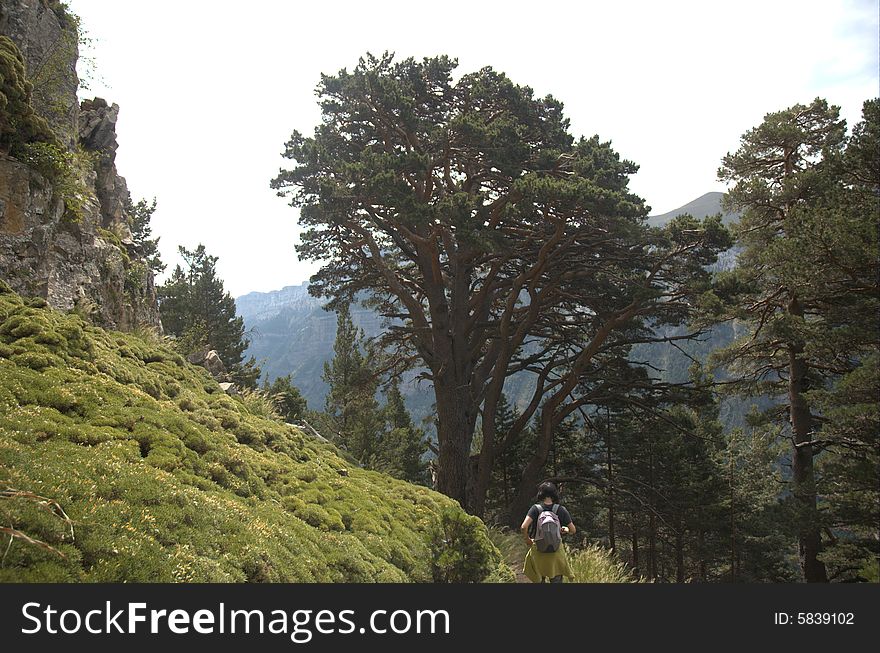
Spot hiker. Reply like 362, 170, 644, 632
521, 481, 575, 583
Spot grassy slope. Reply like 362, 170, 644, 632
0, 283, 511, 582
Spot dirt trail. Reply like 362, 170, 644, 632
492, 529, 533, 583
508, 541, 530, 583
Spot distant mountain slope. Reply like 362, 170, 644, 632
646, 191, 738, 227
237, 285, 387, 411
236, 284, 321, 324
639, 193, 764, 430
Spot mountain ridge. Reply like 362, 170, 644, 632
646, 191, 737, 227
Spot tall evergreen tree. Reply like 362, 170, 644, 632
272, 53, 672, 510
322, 304, 383, 461
158, 244, 258, 387
378, 379, 429, 484
712, 97, 879, 581
714, 99, 843, 582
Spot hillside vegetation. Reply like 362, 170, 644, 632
0, 282, 511, 582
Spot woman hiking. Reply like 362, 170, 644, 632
521, 482, 576, 583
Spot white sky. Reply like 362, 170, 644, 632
66, 0, 879, 297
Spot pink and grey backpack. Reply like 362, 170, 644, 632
534, 504, 562, 553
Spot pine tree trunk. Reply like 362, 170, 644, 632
606, 410, 616, 553
434, 381, 477, 509
788, 324, 828, 582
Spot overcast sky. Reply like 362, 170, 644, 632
66, 0, 879, 297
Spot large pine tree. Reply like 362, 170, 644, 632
272, 53, 662, 509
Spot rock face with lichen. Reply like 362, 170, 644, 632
0, 0, 160, 331
0, 0, 79, 146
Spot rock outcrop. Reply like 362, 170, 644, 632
0, 150, 160, 331
79, 98, 132, 231
0, 0, 160, 331
186, 346, 228, 379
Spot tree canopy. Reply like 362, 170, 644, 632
273, 53, 729, 512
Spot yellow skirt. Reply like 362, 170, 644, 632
523, 544, 575, 583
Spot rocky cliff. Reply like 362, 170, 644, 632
0, 0, 160, 331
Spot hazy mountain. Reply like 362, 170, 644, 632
646, 191, 738, 227
639, 192, 765, 430
238, 192, 748, 426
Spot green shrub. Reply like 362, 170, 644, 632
15, 142, 96, 222
427, 507, 503, 583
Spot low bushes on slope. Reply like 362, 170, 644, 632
0, 282, 511, 583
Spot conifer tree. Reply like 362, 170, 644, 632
126, 197, 165, 275
322, 304, 382, 461
378, 379, 429, 484
711, 97, 879, 581
158, 244, 258, 387
272, 53, 678, 509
